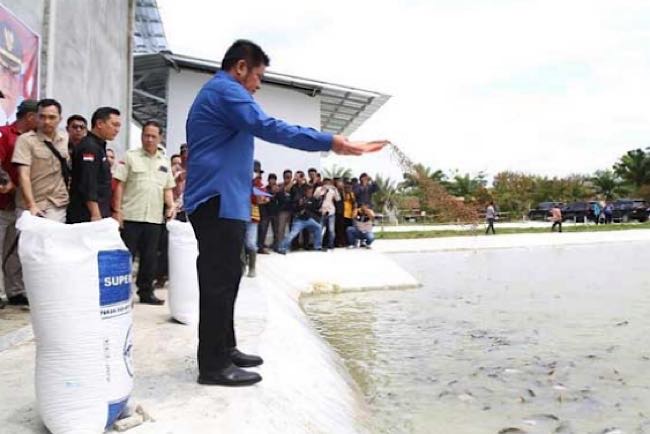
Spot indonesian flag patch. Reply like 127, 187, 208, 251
82, 153, 95, 162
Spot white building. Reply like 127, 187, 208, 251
132, 52, 390, 177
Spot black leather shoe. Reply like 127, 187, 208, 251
139, 293, 164, 305
8, 294, 29, 306
198, 364, 262, 386
230, 348, 264, 368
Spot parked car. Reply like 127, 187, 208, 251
528, 202, 563, 221
562, 201, 598, 222
611, 199, 649, 222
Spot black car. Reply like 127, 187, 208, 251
611, 199, 649, 222
562, 201, 598, 222
528, 202, 563, 221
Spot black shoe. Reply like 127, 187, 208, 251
198, 364, 262, 387
139, 293, 165, 305
8, 294, 29, 306
229, 348, 264, 368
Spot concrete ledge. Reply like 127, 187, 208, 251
0, 248, 419, 433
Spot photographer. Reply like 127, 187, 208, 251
314, 177, 340, 250
277, 184, 323, 254
347, 204, 375, 248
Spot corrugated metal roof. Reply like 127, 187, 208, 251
134, 0, 168, 53
132, 52, 390, 136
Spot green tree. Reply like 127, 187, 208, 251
399, 164, 445, 192
372, 174, 398, 214
322, 164, 353, 179
591, 169, 626, 200
614, 149, 650, 188
446, 171, 487, 200
491, 171, 537, 214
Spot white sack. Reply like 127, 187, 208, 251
166, 220, 199, 325
17, 213, 133, 433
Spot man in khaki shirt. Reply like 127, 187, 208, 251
12, 99, 69, 223
113, 120, 175, 305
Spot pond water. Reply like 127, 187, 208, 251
302, 243, 650, 433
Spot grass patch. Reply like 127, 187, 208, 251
375, 222, 650, 240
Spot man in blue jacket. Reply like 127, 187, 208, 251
185, 39, 386, 386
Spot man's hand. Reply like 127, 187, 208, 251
331, 136, 389, 156
165, 207, 176, 221
90, 214, 102, 222
28, 204, 44, 217
112, 209, 123, 227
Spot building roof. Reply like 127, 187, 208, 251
132, 51, 390, 137
133, 0, 168, 53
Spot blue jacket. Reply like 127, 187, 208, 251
184, 71, 333, 221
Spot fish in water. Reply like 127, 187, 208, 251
599, 428, 624, 434
498, 428, 527, 434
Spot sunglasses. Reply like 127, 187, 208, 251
70, 124, 86, 130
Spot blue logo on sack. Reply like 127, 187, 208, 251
98, 250, 132, 306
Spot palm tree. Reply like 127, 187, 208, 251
399, 164, 446, 191
372, 174, 398, 214
322, 164, 353, 180
446, 171, 487, 200
614, 149, 650, 188
591, 170, 626, 200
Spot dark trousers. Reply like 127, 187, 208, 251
552, 221, 562, 232
188, 196, 246, 373
277, 211, 292, 242
156, 225, 169, 280
335, 213, 347, 247
485, 218, 495, 235
121, 221, 163, 296
258, 213, 280, 250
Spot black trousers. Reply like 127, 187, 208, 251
121, 221, 163, 296
552, 221, 562, 232
258, 213, 280, 250
188, 196, 246, 373
156, 225, 169, 280
485, 218, 495, 234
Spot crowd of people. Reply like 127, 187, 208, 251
0, 98, 187, 308
0, 97, 379, 308
243, 165, 379, 277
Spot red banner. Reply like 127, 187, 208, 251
0, 4, 39, 125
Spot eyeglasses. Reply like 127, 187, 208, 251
70, 124, 86, 130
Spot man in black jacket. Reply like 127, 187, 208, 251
67, 107, 121, 223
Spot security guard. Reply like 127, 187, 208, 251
67, 107, 121, 223
113, 120, 175, 305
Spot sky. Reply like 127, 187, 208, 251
157, 0, 650, 182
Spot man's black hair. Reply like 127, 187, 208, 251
91, 106, 120, 128
142, 120, 163, 135
221, 39, 270, 71
37, 98, 62, 115
296, 170, 305, 176
360, 172, 369, 180
171, 154, 181, 161
308, 167, 317, 174
66, 114, 87, 127
283, 169, 292, 177
268, 173, 277, 181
